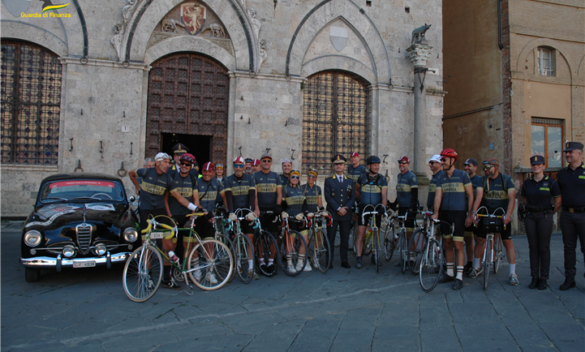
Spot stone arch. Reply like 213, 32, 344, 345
577, 54, 585, 80
122, 0, 255, 71
302, 55, 376, 84
286, 0, 390, 84
516, 38, 573, 80
0, 22, 68, 57
144, 36, 236, 70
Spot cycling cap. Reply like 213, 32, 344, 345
282, 158, 292, 164
350, 152, 360, 158
215, 163, 224, 169
233, 156, 245, 164
398, 155, 410, 163
252, 159, 260, 166
290, 170, 301, 177
154, 152, 170, 162
428, 155, 441, 163
244, 158, 253, 163
464, 158, 478, 166
202, 162, 214, 171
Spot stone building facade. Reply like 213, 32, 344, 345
442, 0, 585, 233
1, 0, 444, 217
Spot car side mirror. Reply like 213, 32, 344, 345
128, 196, 136, 202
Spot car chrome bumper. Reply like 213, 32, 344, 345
20, 251, 131, 269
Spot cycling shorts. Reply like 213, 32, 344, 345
439, 210, 466, 242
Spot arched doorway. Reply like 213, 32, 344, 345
146, 53, 229, 165
302, 71, 370, 175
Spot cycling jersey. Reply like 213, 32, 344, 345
282, 184, 306, 216
435, 169, 471, 211
195, 177, 224, 211
136, 168, 176, 209
396, 170, 418, 208
224, 173, 256, 211
301, 183, 322, 212
168, 172, 197, 216
278, 173, 289, 186
469, 174, 483, 199
357, 173, 388, 206
427, 169, 444, 209
347, 164, 367, 184
254, 170, 281, 211
481, 173, 515, 210
214, 177, 224, 207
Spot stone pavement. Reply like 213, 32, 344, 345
2, 221, 584, 351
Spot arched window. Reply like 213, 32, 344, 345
537, 46, 555, 77
302, 71, 370, 175
1, 41, 62, 164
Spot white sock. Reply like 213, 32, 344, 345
259, 258, 265, 265
268, 258, 274, 266
509, 263, 516, 275
456, 266, 464, 281
473, 258, 480, 269
447, 263, 454, 277
248, 259, 254, 269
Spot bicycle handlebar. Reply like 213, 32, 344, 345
140, 216, 178, 239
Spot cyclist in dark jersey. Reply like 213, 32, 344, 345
278, 170, 310, 272
214, 163, 225, 207
463, 158, 483, 274
355, 156, 388, 268
279, 158, 293, 186
432, 149, 474, 290
244, 158, 254, 175
253, 153, 282, 275
302, 168, 323, 212
348, 152, 367, 236
129, 152, 199, 288
224, 156, 257, 276
395, 155, 418, 254
427, 155, 444, 211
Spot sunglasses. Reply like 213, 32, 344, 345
234, 164, 244, 168
398, 161, 408, 165
262, 159, 272, 163
429, 161, 438, 165
307, 175, 317, 178
483, 165, 493, 170
180, 162, 192, 166
290, 175, 300, 180
440, 158, 448, 162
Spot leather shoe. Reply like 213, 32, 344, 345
559, 278, 576, 291
355, 257, 362, 269
538, 279, 547, 290
438, 272, 455, 283
341, 262, 350, 268
452, 278, 463, 290
529, 277, 539, 289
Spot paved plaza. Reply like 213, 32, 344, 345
2, 221, 584, 351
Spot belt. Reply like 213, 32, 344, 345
563, 206, 585, 213
526, 205, 551, 212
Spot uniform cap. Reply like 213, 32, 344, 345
252, 159, 261, 166
464, 158, 478, 166
202, 162, 214, 171
398, 155, 410, 163
155, 152, 170, 162
172, 143, 189, 155
233, 156, 245, 164
530, 155, 545, 165
563, 141, 584, 152
428, 155, 441, 163
331, 154, 346, 164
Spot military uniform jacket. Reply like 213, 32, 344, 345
324, 174, 356, 221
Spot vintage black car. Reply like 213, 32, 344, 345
20, 173, 139, 282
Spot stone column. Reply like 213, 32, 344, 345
406, 43, 432, 184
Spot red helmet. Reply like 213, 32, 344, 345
179, 153, 196, 164
440, 148, 458, 161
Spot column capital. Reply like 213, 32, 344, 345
406, 44, 433, 68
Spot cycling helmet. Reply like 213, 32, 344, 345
366, 155, 381, 165
440, 148, 458, 161
244, 158, 253, 164
179, 153, 196, 164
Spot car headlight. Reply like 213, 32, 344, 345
63, 245, 76, 258
124, 228, 138, 243
24, 230, 42, 247
95, 243, 107, 256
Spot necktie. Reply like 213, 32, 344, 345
339, 176, 343, 185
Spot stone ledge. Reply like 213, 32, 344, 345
1, 164, 59, 173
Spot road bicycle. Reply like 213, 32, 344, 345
475, 206, 507, 290
417, 211, 445, 292
122, 214, 233, 302
225, 208, 256, 283
306, 210, 332, 273
254, 211, 281, 277
277, 214, 308, 276
360, 204, 392, 273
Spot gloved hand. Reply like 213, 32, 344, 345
281, 211, 289, 219
319, 206, 325, 212
295, 213, 304, 221
307, 212, 314, 218
229, 213, 237, 221
245, 212, 255, 222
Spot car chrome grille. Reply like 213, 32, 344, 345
76, 223, 93, 255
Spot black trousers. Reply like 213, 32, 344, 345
560, 211, 585, 279
328, 220, 351, 264
524, 212, 553, 279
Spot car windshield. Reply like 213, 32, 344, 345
39, 180, 126, 203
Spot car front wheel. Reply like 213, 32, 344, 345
25, 267, 40, 282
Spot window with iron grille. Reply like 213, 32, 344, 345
1, 41, 62, 164
302, 71, 370, 176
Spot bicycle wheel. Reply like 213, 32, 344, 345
279, 230, 308, 277
408, 229, 426, 275
494, 234, 503, 274
235, 233, 254, 284
383, 221, 396, 261
254, 230, 279, 276
419, 239, 443, 292
483, 236, 492, 290
187, 239, 233, 291
215, 233, 236, 282
308, 229, 331, 274
373, 229, 380, 273
399, 230, 408, 274
122, 245, 163, 303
